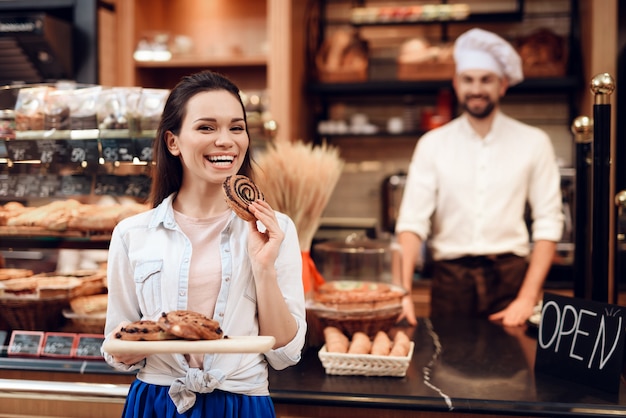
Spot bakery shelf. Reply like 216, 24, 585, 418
0, 229, 111, 250
133, 55, 268, 68
308, 76, 581, 96
340, 11, 524, 27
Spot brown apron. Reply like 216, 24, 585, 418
430, 253, 528, 318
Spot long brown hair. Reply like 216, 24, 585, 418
148, 70, 253, 208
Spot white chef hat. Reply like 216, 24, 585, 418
453, 28, 524, 86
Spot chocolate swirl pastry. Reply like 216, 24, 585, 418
222, 175, 265, 222
158, 310, 224, 341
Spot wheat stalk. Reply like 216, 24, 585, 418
254, 140, 344, 251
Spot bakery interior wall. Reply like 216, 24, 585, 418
0, 1, 618, 274
313, 0, 577, 223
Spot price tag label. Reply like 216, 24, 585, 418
135, 138, 154, 162
39, 175, 62, 197
8, 331, 44, 357
75, 334, 104, 359
101, 138, 135, 162
5, 139, 38, 161
123, 175, 151, 198
100, 138, 120, 162
0, 174, 10, 197
47, 139, 72, 164
42, 333, 77, 358
57, 175, 93, 196
36, 139, 56, 164
94, 174, 125, 196
67, 139, 99, 165
12, 174, 42, 198
0, 171, 59, 199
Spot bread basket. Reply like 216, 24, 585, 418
318, 342, 414, 377
0, 296, 69, 331
308, 280, 405, 337
309, 303, 402, 338
62, 309, 106, 334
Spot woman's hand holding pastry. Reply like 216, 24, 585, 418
247, 200, 284, 269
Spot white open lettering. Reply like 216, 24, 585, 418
539, 302, 621, 370
589, 316, 622, 370
569, 309, 595, 361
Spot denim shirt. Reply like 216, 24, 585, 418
102, 194, 306, 412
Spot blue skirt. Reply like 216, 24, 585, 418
122, 379, 276, 418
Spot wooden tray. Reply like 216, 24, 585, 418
102, 336, 276, 355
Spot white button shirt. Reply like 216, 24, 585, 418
102, 194, 306, 412
396, 111, 564, 261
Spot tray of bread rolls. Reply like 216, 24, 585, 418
318, 326, 413, 377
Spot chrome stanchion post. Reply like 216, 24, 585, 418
571, 116, 593, 299
590, 73, 616, 303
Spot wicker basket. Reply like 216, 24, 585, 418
0, 296, 69, 331
309, 303, 402, 338
318, 342, 414, 377
62, 309, 105, 334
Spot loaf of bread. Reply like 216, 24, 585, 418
70, 293, 108, 315
389, 330, 411, 357
348, 331, 372, 355
323, 326, 349, 353
370, 330, 392, 356
316, 29, 368, 81
323, 328, 411, 357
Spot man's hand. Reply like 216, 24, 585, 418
488, 297, 536, 327
397, 294, 417, 326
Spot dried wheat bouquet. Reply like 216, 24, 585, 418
254, 140, 344, 252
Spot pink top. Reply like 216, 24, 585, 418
174, 208, 230, 368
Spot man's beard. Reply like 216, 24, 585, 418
461, 96, 496, 119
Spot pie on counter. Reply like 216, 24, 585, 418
313, 280, 406, 310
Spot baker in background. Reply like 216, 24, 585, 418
395, 28, 564, 327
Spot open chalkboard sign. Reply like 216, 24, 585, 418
8, 331, 44, 357
42, 332, 78, 358
535, 292, 626, 393
75, 334, 104, 360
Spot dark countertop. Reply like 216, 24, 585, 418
0, 317, 624, 416
269, 317, 626, 417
